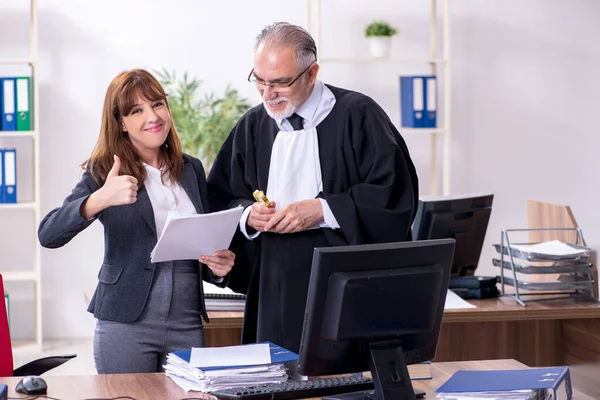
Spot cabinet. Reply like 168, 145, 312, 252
304, 0, 451, 196
0, 0, 42, 346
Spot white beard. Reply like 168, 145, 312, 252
262, 97, 296, 120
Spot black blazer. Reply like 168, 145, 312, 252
38, 154, 224, 323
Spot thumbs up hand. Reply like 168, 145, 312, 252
98, 155, 139, 207
106, 154, 122, 179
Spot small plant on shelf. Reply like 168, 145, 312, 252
365, 20, 399, 37
365, 20, 398, 58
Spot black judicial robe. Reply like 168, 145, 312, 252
207, 84, 419, 353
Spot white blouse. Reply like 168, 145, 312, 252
143, 164, 197, 238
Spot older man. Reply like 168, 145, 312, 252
207, 22, 418, 353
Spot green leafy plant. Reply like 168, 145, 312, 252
155, 68, 251, 171
365, 20, 398, 37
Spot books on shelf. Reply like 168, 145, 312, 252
164, 342, 298, 393
435, 366, 572, 400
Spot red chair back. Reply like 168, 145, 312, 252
0, 274, 14, 376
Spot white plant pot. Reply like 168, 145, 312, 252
367, 36, 392, 58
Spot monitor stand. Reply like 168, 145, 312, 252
324, 340, 422, 400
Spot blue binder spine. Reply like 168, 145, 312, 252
0, 149, 4, 203
3, 149, 16, 203
425, 76, 437, 128
0, 78, 17, 131
400, 76, 425, 128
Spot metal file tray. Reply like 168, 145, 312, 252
499, 274, 594, 291
492, 243, 590, 261
492, 258, 592, 274
494, 228, 597, 306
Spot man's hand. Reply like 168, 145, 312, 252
200, 250, 235, 277
264, 199, 323, 234
247, 201, 277, 232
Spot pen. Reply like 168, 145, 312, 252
252, 190, 272, 207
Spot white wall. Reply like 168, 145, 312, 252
0, 0, 598, 339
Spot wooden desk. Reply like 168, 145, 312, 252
0, 359, 594, 399
205, 296, 600, 397
435, 296, 600, 367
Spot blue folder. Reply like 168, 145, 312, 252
172, 342, 299, 371
400, 75, 437, 129
400, 76, 425, 128
0, 78, 17, 131
424, 76, 437, 128
2, 149, 16, 203
436, 366, 572, 399
0, 149, 4, 203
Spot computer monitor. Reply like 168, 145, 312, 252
412, 193, 493, 277
298, 239, 456, 400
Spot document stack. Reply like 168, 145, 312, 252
164, 342, 298, 393
204, 292, 246, 311
203, 282, 245, 311
494, 228, 595, 306
436, 366, 572, 400
150, 206, 243, 263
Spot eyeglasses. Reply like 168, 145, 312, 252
247, 63, 314, 90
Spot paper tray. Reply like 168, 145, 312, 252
493, 243, 590, 261
492, 258, 592, 274
498, 275, 594, 291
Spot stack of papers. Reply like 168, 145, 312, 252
204, 296, 246, 311
203, 283, 246, 311
164, 342, 298, 393
510, 240, 589, 258
151, 206, 243, 263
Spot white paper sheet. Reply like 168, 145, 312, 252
510, 240, 588, 257
150, 206, 243, 263
189, 343, 271, 369
444, 289, 477, 309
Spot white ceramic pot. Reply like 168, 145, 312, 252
368, 36, 392, 58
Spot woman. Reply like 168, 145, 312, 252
38, 69, 235, 373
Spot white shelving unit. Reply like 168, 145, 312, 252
305, 0, 451, 196
0, 0, 42, 347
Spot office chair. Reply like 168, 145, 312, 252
0, 273, 76, 377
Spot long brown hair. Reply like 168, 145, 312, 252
82, 69, 183, 185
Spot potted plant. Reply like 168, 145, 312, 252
365, 20, 398, 58
156, 69, 251, 172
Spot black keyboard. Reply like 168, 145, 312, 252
211, 375, 374, 400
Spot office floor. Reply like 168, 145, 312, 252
13, 338, 97, 375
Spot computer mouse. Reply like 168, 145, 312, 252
15, 375, 47, 395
